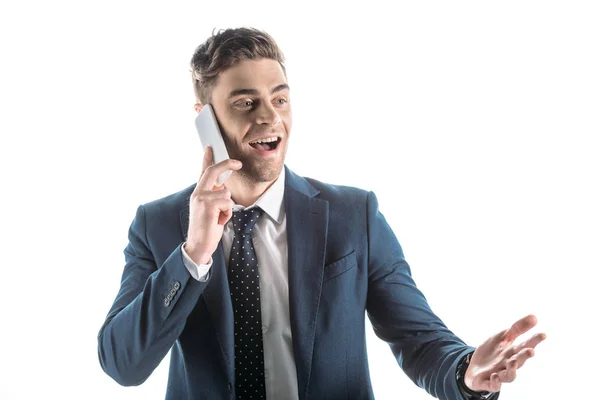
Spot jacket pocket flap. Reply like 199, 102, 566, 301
323, 250, 357, 281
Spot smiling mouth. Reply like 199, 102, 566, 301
248, 137, 282, 152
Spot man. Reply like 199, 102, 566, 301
98, 28, 546, 400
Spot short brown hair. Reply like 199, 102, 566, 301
190, 27, 286, 104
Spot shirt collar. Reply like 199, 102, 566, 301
232, 167, 285, 224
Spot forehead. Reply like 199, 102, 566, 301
214, 58, 287, 94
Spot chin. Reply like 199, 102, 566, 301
238, 159, 283, 183
228, 139, 287, 184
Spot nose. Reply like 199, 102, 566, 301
255, 102, 281, 127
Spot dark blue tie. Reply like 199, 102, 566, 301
228, 207, 266, 399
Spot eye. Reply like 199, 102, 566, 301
234, 99, 254, 109
275, 97, 288, 106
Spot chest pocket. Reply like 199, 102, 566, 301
323, 250, 357, 282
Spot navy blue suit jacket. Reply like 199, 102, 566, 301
98, 166, 474, 399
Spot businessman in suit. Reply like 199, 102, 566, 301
98, 28, 546, 399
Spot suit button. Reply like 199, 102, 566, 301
164, 298, 170, 307
173, 281, 181, 290
228, 383, 232, 393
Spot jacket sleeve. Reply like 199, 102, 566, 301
365, 191, 475, 400
97, 204, 212, 386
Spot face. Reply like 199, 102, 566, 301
198, 58, 292, 184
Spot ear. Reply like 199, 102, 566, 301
194, 103, 204, 113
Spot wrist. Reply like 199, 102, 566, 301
183, 242, 211, 265
456, 353, 495, 400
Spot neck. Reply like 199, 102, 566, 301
225, 173, 278, 208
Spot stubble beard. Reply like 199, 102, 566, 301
225, 139, 286, 184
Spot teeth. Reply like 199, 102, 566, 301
250, 137, 278, 144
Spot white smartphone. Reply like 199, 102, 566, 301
195, 104, 232, 186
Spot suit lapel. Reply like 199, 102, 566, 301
180, 207, 235, 382
284, 167, 328, 400
179, 167, 328, 399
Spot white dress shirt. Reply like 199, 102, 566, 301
181, 167, 299, 400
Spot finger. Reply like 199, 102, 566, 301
494, 349, 534, 386
215, 198, 234, 226
488, 373, 502, 392
212, 183, 226, 192
197, 196, 232, 214
504, 314, 538, 343
201, 146, 214, 176
512, 347, 535, 369
516, 332, 547, 353
218, 205, 233, 226
191, 187, 231, 201
497, 357, 518, 383
196, 146, 216, 193
198, 159, 242, 191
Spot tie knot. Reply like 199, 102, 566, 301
232, 207, 263, 236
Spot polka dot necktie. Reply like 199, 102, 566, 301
228, 207, 266, 399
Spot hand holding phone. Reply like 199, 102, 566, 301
195, 104, 232, 186
185, 151, 242, 264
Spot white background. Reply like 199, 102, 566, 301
1, 1, 598, 399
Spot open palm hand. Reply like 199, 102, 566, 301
464, 314, 546, 393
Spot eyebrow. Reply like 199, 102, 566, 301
227, 83, 290, 99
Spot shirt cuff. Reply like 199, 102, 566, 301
181, 243, 212, 282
